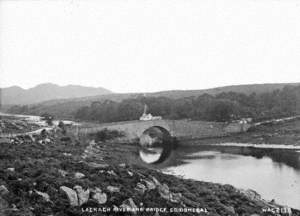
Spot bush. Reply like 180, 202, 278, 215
91, 128, 125, 142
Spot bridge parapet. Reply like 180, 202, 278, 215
70, 119, 250, 142
72, 120, 172, 141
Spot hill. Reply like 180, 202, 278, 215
0, 83, 112, 105
3, 82, 300, 119
150, 83, 300, 98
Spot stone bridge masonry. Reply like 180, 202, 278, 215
71, 119, 250, 142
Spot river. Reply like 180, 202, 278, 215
159, 145, 300, 210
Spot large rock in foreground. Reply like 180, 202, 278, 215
60, 186, 79, 206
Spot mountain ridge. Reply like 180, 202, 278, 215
2, 82, 300, 107
0, 83, 112, 105
32, 82, 300, 105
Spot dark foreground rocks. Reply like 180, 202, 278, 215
0, 131, 299, 216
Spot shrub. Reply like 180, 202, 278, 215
91, 128, 125, 142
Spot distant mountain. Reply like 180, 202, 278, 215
0, 83, 112, 105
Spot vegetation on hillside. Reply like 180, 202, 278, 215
7, 85, 300, 123
73, 85, 300, 123
89, 129, 125, 142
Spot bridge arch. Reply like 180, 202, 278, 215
139, 126, 172, 147
139, 125, 174, 164
133, 120, 173, 139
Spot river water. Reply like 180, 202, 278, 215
161, 145, 300, 210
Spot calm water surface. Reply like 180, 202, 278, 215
162, 145, 300, 210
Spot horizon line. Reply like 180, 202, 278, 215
0, 81, 300, 94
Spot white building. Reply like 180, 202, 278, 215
139, 104, 162, 121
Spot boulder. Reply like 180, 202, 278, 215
7, 168, 15, 172
134, 183, 147, 194
60, 186, 79, 206
91, 188, 107, 204
119, 163, 126, 168
107, 186, 120, 193
63, 152, 72, 157
142, 179, 156, 190
170, 192, 182, 203
223, 205, 235, 214
120, 198, 138, 215
57, 169, 68, 177
127, 171, 133, 177
107, 170, 117, 176
73, 185, 90, 206
34, 190, 51, 202
158, 184, 170, 200
242, 189, 261, 200
151, 176, 161, 186
0, 185, 9, 196
74, 172, 85, 179
44, 138, 51, 143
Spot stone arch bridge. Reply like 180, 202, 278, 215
71, 119, 250, 142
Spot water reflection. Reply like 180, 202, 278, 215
201, 146, 300, 169
139, 126, 173, 164
139, 144, 174, 164
165, 145, 300, 210
139, 147, 164, 164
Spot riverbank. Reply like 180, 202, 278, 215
1, 128, 298, 216
0, 115, 41, 134
180, 118, 300, 147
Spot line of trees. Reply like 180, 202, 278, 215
74, 85, 300, 123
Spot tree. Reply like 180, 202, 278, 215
41, 113, 54, 126
205, 100, 238, 122
58, 121, 66, 135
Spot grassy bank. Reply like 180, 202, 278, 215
181, 118, 300, 146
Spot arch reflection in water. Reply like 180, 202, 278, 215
139, 126, 173, 164
139, 147, 164, 164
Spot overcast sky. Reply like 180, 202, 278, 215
1, 0, 300, 93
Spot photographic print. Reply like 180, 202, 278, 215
0, 0, 300, 215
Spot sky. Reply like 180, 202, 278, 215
0, 0, 300, 93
